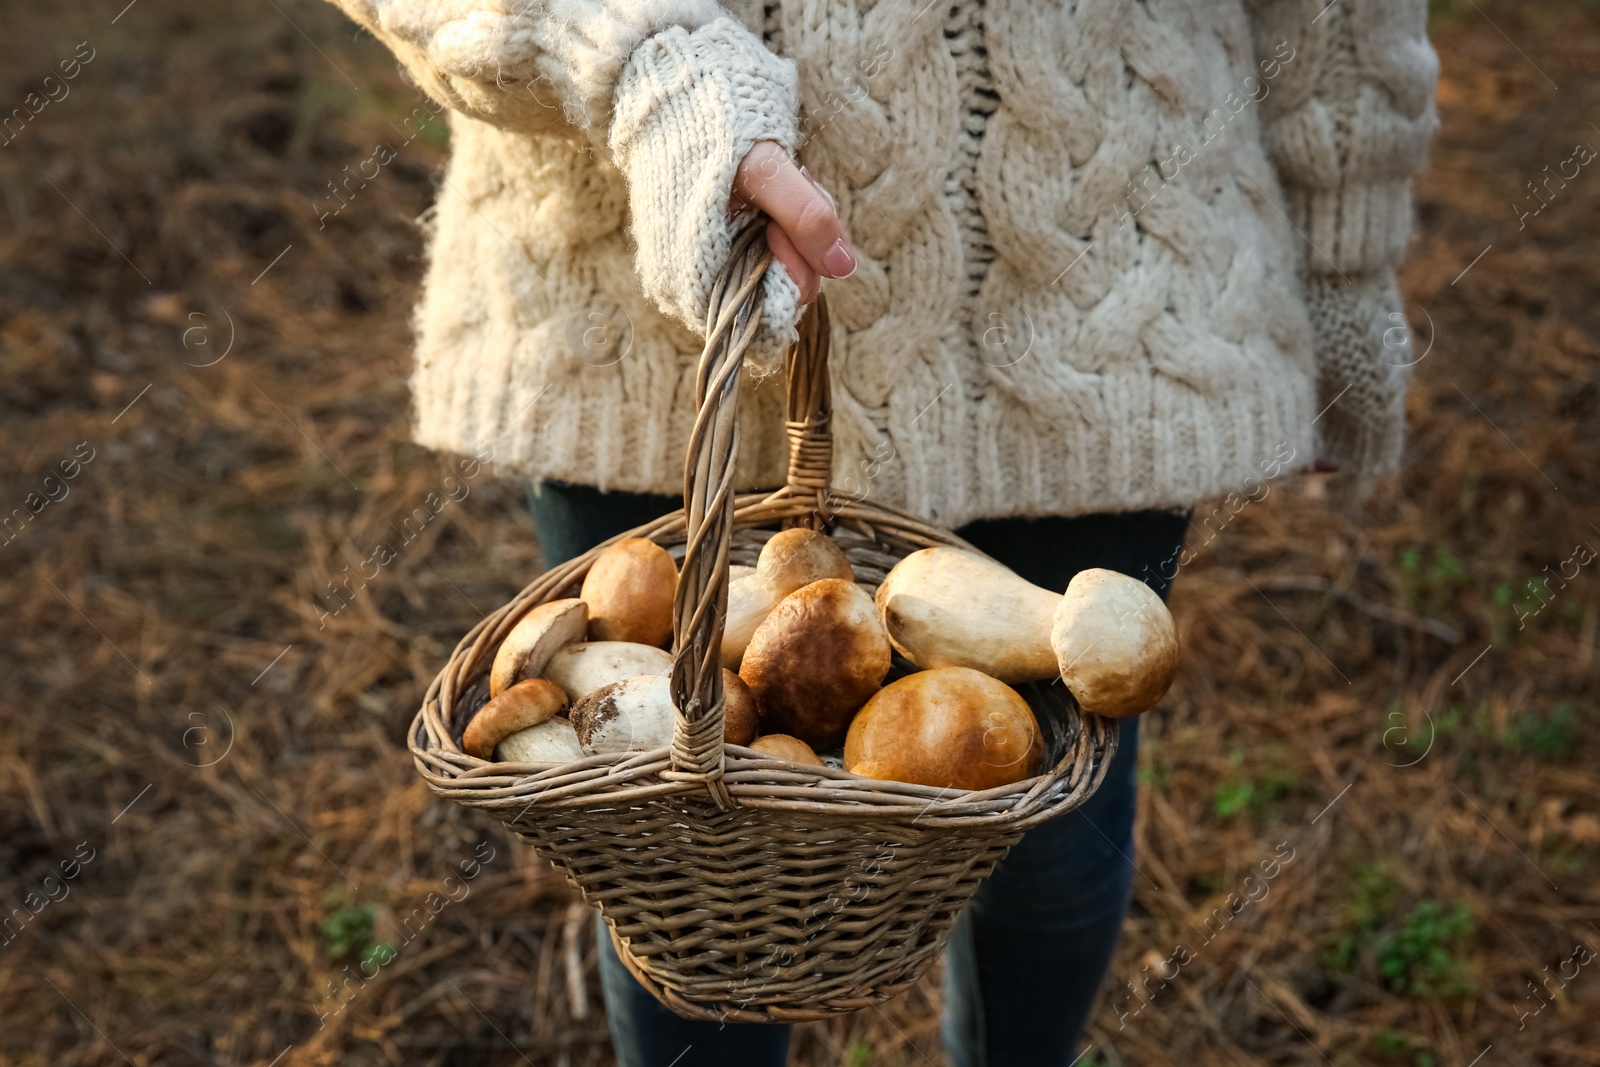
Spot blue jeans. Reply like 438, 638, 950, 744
527, 480, 1189, 1067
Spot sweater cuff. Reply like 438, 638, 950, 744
608, 15, 803, 371
1304, 271, 1410, 486
1287, 179, 1416, 278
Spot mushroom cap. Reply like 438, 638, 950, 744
489, 599, 588, 698
756, 528, 855, 598
718, 575, 777, 671
581, 538, 678, 648
740, 578, 891, 749
721, 669, 761, 746
748, 733, 825, 766
569, 674, 677, 754
494, 717, 586, 764
1051, 568, 1178, 717
463, 678, 569, 759
874, 548, 1059, 683
844, 667, 1042, 790
543, 641, 673, 702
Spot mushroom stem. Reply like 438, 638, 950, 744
873, 548, 1058, 683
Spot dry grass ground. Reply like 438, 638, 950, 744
1, 1, 1597, 1065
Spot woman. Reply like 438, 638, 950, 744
325, 0, 1437, 1062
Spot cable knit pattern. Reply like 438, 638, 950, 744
1249, 0, 1439, 480
334, 0, 1437, 526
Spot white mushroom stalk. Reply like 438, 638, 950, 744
496, 718, 585, 763
542, 641, 673, 702
569, 675, 678, 755
873, 548, 1057, 682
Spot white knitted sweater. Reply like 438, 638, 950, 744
328, 0, 1437, 527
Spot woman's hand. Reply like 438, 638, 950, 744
729, 141, 857, 305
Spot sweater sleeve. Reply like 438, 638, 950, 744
327, 0, 805, 362
1247, 0, 1439, 483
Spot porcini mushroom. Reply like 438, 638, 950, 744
720, 528, 854, 670
489, 599, 588, 698
495, 717, 586, 763
740, 577, 890, 749
844, 667, 1042, 790
542, 641, 673, 702
721, 584, 776, 671
569, 675, 677, 755
1051, 568, 1178, 717
873, 548, 1057, 683
756, 527, 855, 590
581, 538, 678, 647
875, 549, 1178, 716
463, 678, 569, 759
748, 733, 825, 766
722, 669, 760, 747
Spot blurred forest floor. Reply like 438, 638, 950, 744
2, 1, 1598, 1065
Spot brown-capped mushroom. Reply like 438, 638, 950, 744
740, 577, 890, 749
495, 717, 586, 763
748, 733, 824, 766
1051, 568, 1178, 717
463, 678, 569, 759
581, 538, 678, 647
489, 599, 589, 698
569, 675, 677, 755
844, 667, 1042, 790
722, 669, 760, 747
542, 641, 673, 702
720, 529, 854, 670
755, 527, 855, 592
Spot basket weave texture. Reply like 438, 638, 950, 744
409, 223, 1120, 1023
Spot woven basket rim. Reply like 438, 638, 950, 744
409, 486, 1119, 830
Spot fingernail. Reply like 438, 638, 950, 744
823, 238, 857, 278
801, 165, 837, 212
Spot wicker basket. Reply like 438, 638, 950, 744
409, 221, 1120, 1024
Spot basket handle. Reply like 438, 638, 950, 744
781, 284, 833, 526
664, 220, 833, 805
